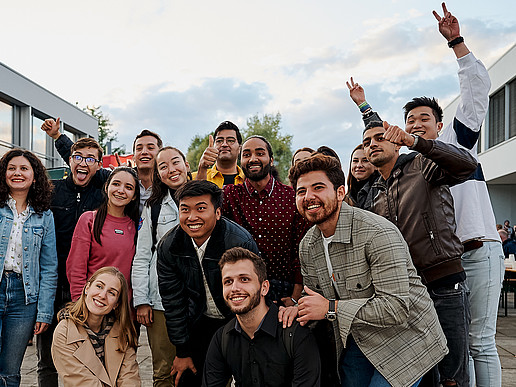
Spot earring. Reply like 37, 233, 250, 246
85, 291, 88, 295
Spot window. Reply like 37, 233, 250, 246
509, 78, 516, 140
0, 100, 13, 153
488, 88, 505, 148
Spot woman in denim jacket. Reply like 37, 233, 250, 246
0, 149, 57, 387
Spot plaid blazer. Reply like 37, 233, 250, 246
300, 203, 448, 387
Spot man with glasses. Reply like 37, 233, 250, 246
34, 136, 106, 387
193, 121, 245, 188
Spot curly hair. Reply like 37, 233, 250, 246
289, 153, 345, 191
0, 148, 53, 213
58, 267, 138, 350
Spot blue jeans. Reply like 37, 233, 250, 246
0, 272, 38, 387
462, 241, 504, 387
428, 280, 470, 387
339, 336, 421, 387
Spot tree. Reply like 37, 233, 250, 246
243, 113, 292, 182
83, 105, 126, 154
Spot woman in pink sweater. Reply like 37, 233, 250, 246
66, 167, 140, 302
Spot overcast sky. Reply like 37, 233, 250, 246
2, 0, 516, 168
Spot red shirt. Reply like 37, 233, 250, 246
222, 177, 310, 284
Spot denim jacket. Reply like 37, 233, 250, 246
0, 204, 58, 324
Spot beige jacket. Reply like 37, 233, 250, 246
52, 318, 140, 387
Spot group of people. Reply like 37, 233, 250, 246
0, 3, 505, 387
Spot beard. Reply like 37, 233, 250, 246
302, 197, 340, 225
243, 161, 271, 181
227, 289, 261, 315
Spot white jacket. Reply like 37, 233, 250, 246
132, 191, 179, 310
438, 52, 499, 243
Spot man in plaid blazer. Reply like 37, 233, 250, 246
282, 154, 448, 387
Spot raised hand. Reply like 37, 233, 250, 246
41, 117, 61, 140
346, 77, 366, 106
432, 2, 460, 41
198, 135, 219, 170
383, 121, 415, 147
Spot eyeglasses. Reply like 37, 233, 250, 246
215, 137, 237, 146
71, 154, 100, 166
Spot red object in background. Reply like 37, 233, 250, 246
102, 154, 134, 168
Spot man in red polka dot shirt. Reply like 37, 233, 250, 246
222, 135, 311, 306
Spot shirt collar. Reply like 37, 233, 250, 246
191, 236, 211, 259
7, 195, 29, 217
233, 302, 278, 339
244, 176, 275, 198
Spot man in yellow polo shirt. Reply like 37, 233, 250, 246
193, 121, 245, 188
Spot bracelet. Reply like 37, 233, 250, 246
359, 102, 371, 113
448, 36, 464, 48
290, 297, 298, 306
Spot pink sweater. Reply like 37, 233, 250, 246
66, 211, 136, 301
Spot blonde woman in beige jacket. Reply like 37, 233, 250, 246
52, 267, 140, 386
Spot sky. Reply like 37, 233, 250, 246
2, 0, 516, 169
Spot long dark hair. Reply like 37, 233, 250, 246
0, 148, 53, 213
146, 146, 191, 207
93, 167, 140, 245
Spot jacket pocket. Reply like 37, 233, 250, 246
422, 212, 443, 256
345, 271, 374, 298
32, 227, 44, 249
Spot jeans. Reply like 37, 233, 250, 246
462, 241, 504, 387
428, 280, 470, 387
339, 336, 421, 387
0, 272, 38, 387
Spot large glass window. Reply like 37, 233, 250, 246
509, 78, 516, 140
488, 88, 505, 148
0, 100, 13, 152
32, 115, 47, 155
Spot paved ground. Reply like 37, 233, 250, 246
19, 295, 516, 386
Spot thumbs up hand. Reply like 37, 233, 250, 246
297, 285, 334, 326
198, 135, 219, 170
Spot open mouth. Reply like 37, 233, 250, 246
229, 294, 248, 304
247, 164, 262, 172
412, 130, 425, 136
113, 194, 127, 200
76, 168, 89, 181
139, 157, 152, 163
187, 224, 202, 230
93, 298, 106, 308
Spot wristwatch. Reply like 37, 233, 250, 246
325, 299, 337, 321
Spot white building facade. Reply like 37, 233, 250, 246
0, 61, 97, 169
442, 44, 516, 226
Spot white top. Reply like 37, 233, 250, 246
438, 52, 500, 243
322, 234, 339, 298
3, 197, 30, 273
192, 236, 224, 319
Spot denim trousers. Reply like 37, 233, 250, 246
0, 272, 38, 387
462, 241, 504, 387
427, 280, 470, 387
339, 335, 421, 387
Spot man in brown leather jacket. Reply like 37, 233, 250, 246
362, 120, 477, 387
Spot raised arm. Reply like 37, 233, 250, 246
346, 77, 383, 127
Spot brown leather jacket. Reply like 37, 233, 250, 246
371, 137, 477, 285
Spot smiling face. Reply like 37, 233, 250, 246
241, 137, 273, 182
6, 156, 35, 195
106, 171, 137, 212
133, 135, 160, 171
214, 129, 240, 163
179, 194, 221, 246
157, 148, 190, 190
85, 273, 121, 318
350, 148, 375, 181
222, 259, 268, 315
295, 170, 344, 228
69, 146, 101, 187
405, 106, 443, 140
362, 126, 398, 168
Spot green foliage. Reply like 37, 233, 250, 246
186, 133, 210, 171
83, 105, 126, 155
243, 113, 292, 182
185, 112, 293, 182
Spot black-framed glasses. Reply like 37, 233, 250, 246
71, 154, 100, 166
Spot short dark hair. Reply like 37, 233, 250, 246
289, 153, 345, 190
132, 129, 163, 152
316, 146, 340, 163
214, 121, 242, 145
71, 137, 103, 160
363, 120, 384, 134
219, 247, 267, 283
292, 147, 315, 166
244, 135, 274, 159
175, 179, 222, 210
403, 97, 443, 123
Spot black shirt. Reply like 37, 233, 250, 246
202, 303, 320, 387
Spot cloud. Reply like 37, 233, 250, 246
104, 78, 272, 153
